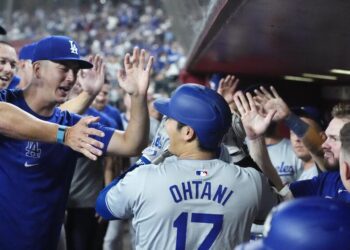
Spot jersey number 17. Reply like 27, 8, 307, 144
173, 212, 223, 250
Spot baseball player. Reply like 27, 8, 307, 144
236, 197, 350, 250
96, 84, 278, 249
0, 35, 153, 250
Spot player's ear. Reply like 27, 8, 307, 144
182, 126, 196, 142
32, 61, 41, 79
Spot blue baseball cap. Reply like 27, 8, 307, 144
19, 42, 37, 61
292, 106, 325, 129
236, 198, 350, 250
0, 25, 6, 35
32, 36, 93, 69
7, 75, 21, 89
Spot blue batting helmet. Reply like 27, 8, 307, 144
154, 83, 232, 150
236, 197, 350, 250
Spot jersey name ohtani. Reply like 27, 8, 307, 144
169, 181, 234, 206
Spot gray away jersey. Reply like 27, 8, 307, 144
105, 156, 278, 250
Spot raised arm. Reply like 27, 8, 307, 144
255, 86, 326, 171
234, 91, 284, 191
0, 102, 104, 160
60, 55, 105, 114
107, 48, 153, 156
217, 75, 239, 112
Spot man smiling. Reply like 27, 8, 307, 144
0, 35, 153, 250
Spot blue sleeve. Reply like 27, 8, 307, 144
95, 155, 151, 220
89, 123, 115, 154
290, 177, 319, 197
69, 112, 114, 154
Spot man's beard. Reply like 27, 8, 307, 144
324, 160, 340, 171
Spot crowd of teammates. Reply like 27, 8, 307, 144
1, 8, 350, 249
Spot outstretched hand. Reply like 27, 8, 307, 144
117, 47, 154, 96
254, 86, 290, 121
64, 116, 105, 160
234, 91, 276, 140
217, 75, 239, 110
79, 55, 105, 96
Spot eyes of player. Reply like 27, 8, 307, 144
0, 57, 17, 70
327, 135, 340, 143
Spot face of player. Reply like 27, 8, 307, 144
165, 117, 183, 156
93, 83, 110, 111
290, 117, 314, 162
38, 60, 79, 105
322, 118, 348, 170
0, 43, 17, 89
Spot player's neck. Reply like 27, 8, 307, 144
303, 159, 315, 170
23, 86, 56, 117
178, 150, 216, 160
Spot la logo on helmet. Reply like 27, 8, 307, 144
69, 40, 78, 55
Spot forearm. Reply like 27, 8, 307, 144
0, 102, 58, 142
107, 95, 149, 156
59, 91, 95, 114
247, 136, 284, 190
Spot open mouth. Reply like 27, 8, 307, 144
0, 76, 10, 83
58, 86, 71, 95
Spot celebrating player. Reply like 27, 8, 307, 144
96, 83, 278, 249
0, 35, 153, 250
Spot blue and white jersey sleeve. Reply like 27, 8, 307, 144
103, 165, 149, 219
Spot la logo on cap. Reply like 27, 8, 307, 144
69, 40, 78, 55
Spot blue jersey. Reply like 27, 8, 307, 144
0, 89, 114, 250
7, 75, 20, 89
102, 104, 124, 130
290, 171, 350, 202
86, 107, 114, 128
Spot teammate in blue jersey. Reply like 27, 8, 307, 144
0, 35, 153, 250
96, 84, 278, 249
237, 86, 350, 202
94, 78, 124, 130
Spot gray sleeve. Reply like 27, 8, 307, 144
106, 167, 148, 219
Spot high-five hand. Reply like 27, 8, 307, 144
117, 47, 154, 96
234, 91, 276, 140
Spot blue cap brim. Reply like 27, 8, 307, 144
52, 57, 93, 69
154, 98, 171, 117
0, 25, 6, 35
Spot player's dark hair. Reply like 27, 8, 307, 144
0, 40, 13, 47
105, 76, 110, 85
332, 103, 350, 120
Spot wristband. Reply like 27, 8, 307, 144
56, 125, 68, 144
273, 184, 291, 197
284, 113, 309, 138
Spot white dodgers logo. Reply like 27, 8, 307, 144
69, 40, 78, 55
26, 142, 41, 158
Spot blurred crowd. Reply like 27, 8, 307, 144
3, 1, 185, 104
